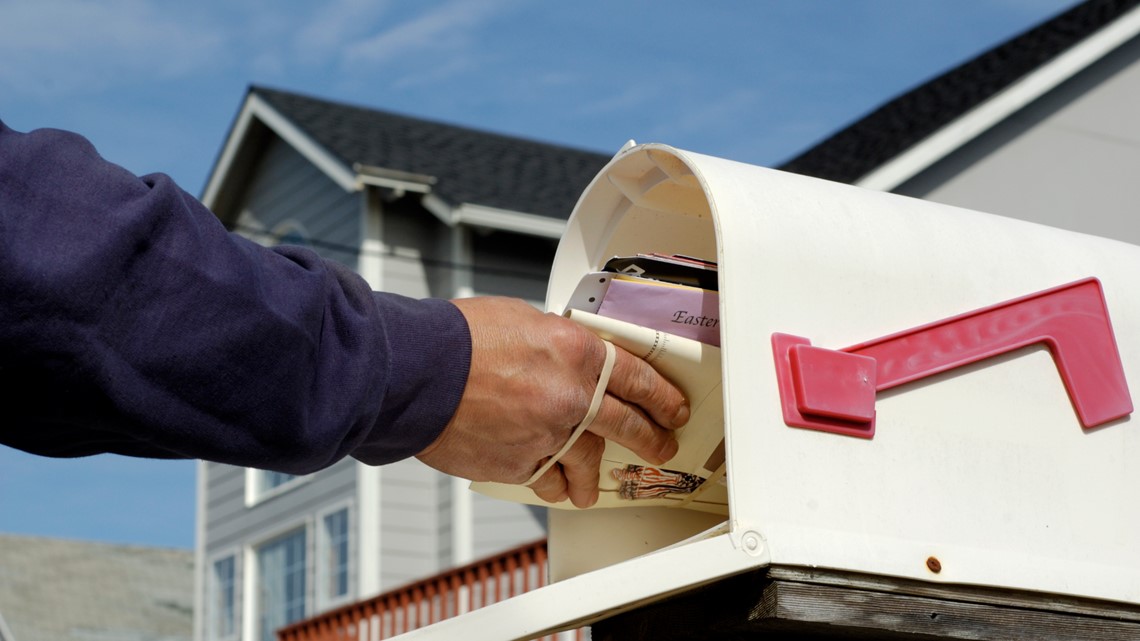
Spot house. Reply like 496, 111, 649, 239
781, 0, 1140, 245
192, 86, 611, 641
0, 534, 194, 641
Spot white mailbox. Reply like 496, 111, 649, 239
403, 143, 1140, 640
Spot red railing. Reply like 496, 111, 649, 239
278, 539, 584, 641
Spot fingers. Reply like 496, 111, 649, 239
527, 461, 568, 504
580, 346, 687, 466
527, 432, 605, 508
556, 431, 605, 507
606, 347, 690, 431
587, 393, 680, 466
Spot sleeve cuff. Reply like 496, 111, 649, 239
351, 294, 472, 465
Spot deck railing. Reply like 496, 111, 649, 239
278, 539, 584, 641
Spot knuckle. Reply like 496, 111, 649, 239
612, 403, 649, 444
505, 460, 535, 484
550, 388, 589, 423
563, 435, 604, 470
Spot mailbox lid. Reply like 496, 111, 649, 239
550, 143, 1140, 604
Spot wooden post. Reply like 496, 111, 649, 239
591, 566, 1140, 641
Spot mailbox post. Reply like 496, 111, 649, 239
392, 143, 1140, 640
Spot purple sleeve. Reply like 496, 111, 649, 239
0, 120, 471, 472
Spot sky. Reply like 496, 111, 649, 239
0, 0, 1081, 550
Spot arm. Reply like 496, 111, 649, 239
0, 120, 466, 472
0, 120, 689, 507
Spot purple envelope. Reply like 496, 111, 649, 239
597, 278, 721, 347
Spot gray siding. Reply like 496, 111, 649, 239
378, 459, 451, 588
472, 230, 556, 302
205, 459, 356, 549
379, 198, 453, 299
236, 136, 361, 267
896, 33, 1140, 245
472, 495, 546, 559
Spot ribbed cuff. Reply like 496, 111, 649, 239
351, 294, 471, 465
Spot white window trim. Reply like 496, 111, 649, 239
243, 518, 313, 641
205, 548, 241, 641
244, 468, 312, 507
315, 499, 356, 612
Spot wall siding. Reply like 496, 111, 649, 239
206, 459, 357, 549
471, 495, 546, 559
897, 34, 1140, 245
379, 198, 453, 299
378, 459, 449, 588
472, 230, 556, 302
236, 136, 360, 268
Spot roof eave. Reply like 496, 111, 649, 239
421, 195, 566, 238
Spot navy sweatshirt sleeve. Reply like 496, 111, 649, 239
0, 120, 471, 473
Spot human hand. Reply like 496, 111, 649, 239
415, 296, 690, 508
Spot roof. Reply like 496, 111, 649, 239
246, 86, 612, 220
779, 0, 1140, 185
0, 534, 193, 641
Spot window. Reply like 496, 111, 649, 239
261, 471, 296, 492
245, 469, 308, 506
256, 529, 307, 641
209, 555, 236, 640
319, 508, 350, 606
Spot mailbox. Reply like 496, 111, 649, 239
406, 143, 1140, 640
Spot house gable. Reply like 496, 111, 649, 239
202, 86, 611, 240
894, 31, 1140, 244
780, 0, 1140, 189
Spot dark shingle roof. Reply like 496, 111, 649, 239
251, 86, 612, 220
779, 0, 1140, 184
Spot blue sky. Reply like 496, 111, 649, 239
0, 0, 1079, 549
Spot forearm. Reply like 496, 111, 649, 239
0, 121, 470, 472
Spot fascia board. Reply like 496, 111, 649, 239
856, 5, 1140, 192
200, 97, 257, 210
422, 193, 457, 227
247, 93, 359, 192
203, 93, 360, 212
454, 203, 567, 239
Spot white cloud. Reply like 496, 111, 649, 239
573, 82, 660, 117
0, 0, 224, 97
341, 0, 515, 67
651, 88, 764, 139
293, 0, 394, 63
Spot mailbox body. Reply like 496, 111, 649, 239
546, 143, 1140, 604
397, 143, 1140, 641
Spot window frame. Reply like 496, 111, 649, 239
244, 468, 311, 507
205, 549, 240, 641
315, 500, 355, 611
248, 524, 310, 641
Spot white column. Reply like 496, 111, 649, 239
451, 224, 475, 299
449, 222, 475, 567
358, 188, 386, 290
357, 462, 383, 598
450, 477, 474, 566
192, 460, 208, 641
